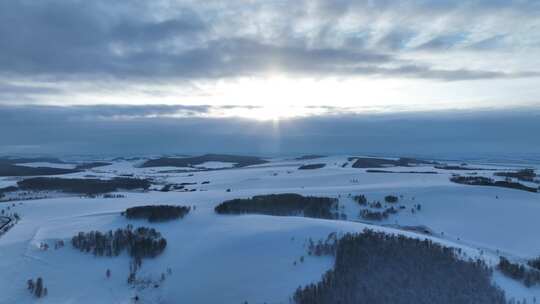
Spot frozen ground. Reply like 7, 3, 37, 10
0, 155, 539, 303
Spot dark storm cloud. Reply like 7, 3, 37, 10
1, 105, 539, 157
1, 0, 539, 85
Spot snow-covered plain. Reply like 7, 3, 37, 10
1, 155, 539, 303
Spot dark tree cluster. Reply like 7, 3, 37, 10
124, 205, 191, 222
349, 157, 435, 169
450, 175, 538, 193
307, 233, 339, 256
384, 195, 399, 203
103, 194, 126, 198
17, 177, 151, 194
528, 256, 540, 271
435, 165, 486, 171
27, 277, 47, 298
215, 193, 339, 219
71, 226, 167, 259
495, 169, 537, 183
498, 257, 540, 287
366, 169, 438, 174
294, 230, 506, 304
352, 195, 367, 206
298, 164, 326, 170
141, 154, 268, 168
359, 207, 397, 221
0, 163, 79, 177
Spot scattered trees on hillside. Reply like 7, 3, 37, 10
359, 207, 397, 221
215, 193, 339, 219
352, 195, 367, 205
499, 257, 540, 287
294, 230, 506, 304
123, 205, 191, 222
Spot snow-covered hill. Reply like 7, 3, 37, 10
0, 155, 539, 303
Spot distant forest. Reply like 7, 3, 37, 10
294, 230, 506, 304
124, 205, 191, 222
349, 157, 435, 168
0, 164, 78, 177
298, 164, 326, 170
141, 154, 268, 168
450, 175, 538, 192
17, 177, 151, 194
495, 169, 537, 183
215, 193, 339, 219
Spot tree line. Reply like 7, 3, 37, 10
215, 193, 339, 219
450, 175, 538, 193
123, 205, 191, 222
498, 257, 540, 287
17, 177, 151, 194
293, 230, 506, 304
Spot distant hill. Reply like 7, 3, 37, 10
295, 155, 325, 160
0, 164, 79, 177
141, 154, 268, 168
0, 157, 66, 165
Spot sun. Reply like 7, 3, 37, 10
209, 76, 327, 120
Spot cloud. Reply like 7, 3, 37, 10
1, 0, 539, 84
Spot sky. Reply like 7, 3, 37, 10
1, 0, 539, 156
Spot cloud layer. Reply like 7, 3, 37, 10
1, 0, 539, 84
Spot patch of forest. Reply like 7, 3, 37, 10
298, 163, 326, 170
349, 157, 436, 168
17, 177, 151, 194
352, 194, 420, 221
141, 154, 268, 168
498, 257, 540, 287
71, 226, 166, 259
123, 205, 191, 222
450, 175, 538, 192
71, 225, 170, 290
0, 164, 79, 177
366, 169, 437, 174
215, 193, 339, 219
435, 165, 491, 171
494, 169, 537, 183
294, 230, 506, 304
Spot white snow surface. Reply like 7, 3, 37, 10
0, 155, 539, 303
193, 161, 238, 169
